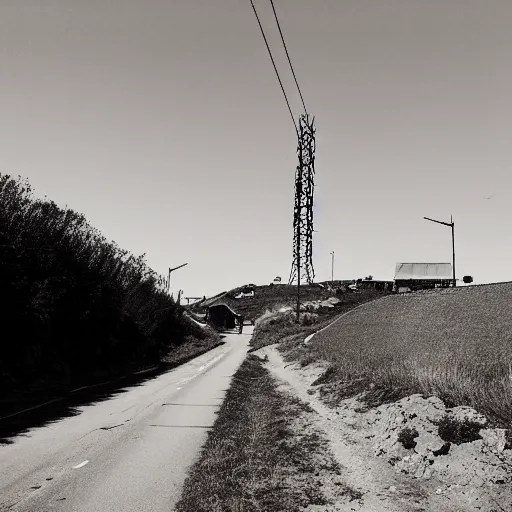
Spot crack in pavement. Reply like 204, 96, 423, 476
100, 424, 125, 431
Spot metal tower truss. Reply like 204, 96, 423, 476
289, 114, 316, 286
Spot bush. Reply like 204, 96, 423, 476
397, 427, 419, 449
254, 307, 295, 330
0, 174, 205, 395
438, 417, 483, 445
300, 312, 318, 326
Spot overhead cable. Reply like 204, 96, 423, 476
269, 0, 308, 116
249, 0, 298, 135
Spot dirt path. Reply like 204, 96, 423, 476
255, 345, 511, 512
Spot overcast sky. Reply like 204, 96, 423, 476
2, 0, 512, 297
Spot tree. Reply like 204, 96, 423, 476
463, 275, 474, 284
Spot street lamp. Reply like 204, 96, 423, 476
168, 263, 188, 295
330, 251, 335, 285
423, 215, 456, 287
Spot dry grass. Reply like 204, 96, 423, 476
292, 284, 512, 428
249, 289, 386, 353
175, 355, 345, 512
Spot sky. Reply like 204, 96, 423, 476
1, 0, 512, 298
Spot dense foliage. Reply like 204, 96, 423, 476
0, 174, 197, 395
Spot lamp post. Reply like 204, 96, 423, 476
330, 251, 335, 285
423, 216, 456, 287
168, 263, 188, 296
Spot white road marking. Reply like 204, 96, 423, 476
175, 355, 223, 386
176, 387, 182, 390
195, 353, 225, 375
72, 460, 89, 469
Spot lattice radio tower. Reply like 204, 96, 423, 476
288, 114, 316, 287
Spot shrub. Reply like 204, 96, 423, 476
300, 312, 318, 326
438, 417, 483, 445
397, 427, 419, 449
254, 306, 295, 330
0, 174, 205, 395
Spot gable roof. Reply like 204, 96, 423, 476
207, 303, 240, 317
394, 263, 453, 280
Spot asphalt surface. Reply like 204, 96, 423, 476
0, 328, 252, 512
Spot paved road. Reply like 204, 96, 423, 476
0, 328, 252, 512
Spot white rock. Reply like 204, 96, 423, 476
480, 428, 508, 453
447, 406, 488, 427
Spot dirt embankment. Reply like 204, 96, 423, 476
254, 345, 512, 512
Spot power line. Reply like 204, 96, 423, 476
269, 0, 308, 116
248, 0, 298, 135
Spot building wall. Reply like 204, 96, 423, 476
207, 305, 238, 329
394, 279, 452, 292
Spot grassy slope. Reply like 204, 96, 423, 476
249, 287, 388, 352
278, 283, 512, 428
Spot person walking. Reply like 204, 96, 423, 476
239, 315, 244, 334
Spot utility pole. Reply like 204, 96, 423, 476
168, 263, 188, 296
330, 251, 335, 285
423, 216, 456, 287
296, 140, 302, 323
451, 215, 456, 288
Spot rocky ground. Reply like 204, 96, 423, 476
254, 345, 512, 512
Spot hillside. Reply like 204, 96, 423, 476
243, 282, 512, 510
190, 282, 389, 323
287, 282, 512, 426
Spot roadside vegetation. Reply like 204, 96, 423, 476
249, 287, 386, 352
264, 284, 512, 429
0, 175, 220, 410
176, 355, 352, 512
